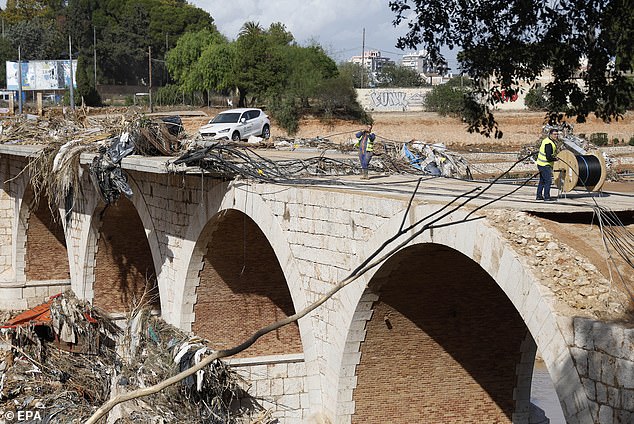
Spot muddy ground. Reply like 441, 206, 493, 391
182, 109, 634, 149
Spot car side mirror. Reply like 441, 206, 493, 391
241, 117, 246, 123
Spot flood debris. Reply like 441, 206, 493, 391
0, 113, 188, 213
0, 292, 257, 423
401, 141, 473, 179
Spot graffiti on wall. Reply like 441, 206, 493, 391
363, 89, 428, 111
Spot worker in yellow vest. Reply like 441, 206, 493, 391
536, 128, 559, 201
355, 123, 375, 179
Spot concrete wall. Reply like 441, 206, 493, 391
355, 87, 529, 112
356, 88, 432, 112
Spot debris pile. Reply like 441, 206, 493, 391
400, 141, 472, 179
0, 292, 120, 422
0, 292, 255, 423
0, 113, 188, 211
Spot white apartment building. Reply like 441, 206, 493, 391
349, 50, 394, 74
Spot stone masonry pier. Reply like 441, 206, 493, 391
1, 144, 633, 423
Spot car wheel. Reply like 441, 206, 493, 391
231, 131, 241, 141
261, 124, 270, 139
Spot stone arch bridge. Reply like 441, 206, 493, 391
1, 144, 633, 424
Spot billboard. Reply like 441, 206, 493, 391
6, 60, 77, 91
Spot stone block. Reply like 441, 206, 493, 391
571, 347, 589, 377
598, 405, 614, 424
287, 361, 305, 378
588, 351, 603, 381
602, 354, 618, 386
608, 386, 621, 409
623, 328, 634, 361
267, 363, 288, 379
594, 322, 625, 357
255, 379, 271, 397
596, 381, 608, 403
616, 358, 634, 389
574, 317, 595, 350
283, 377, 303, 394
336, 400, 355, 416
278, 394, 300, 410
615, 409, 633, 424
300, 392, 311, 409
270, 378, 284, 396
622, 388, 634, 411
582, 378, 597, 401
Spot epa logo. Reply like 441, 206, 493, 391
0, 410, 43, 422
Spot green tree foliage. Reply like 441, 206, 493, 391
6, 17, 64, 59
284, 44, 338, 107
390, 0, 634, 137
164, 20, 364, 130
76, 54, 101, 106
0, 0, 218, 86
165, 28, 229, 92
375, 63, 425, 88
524, 86, 549, 111
337, 62, 372, 89
423, 77, 473, 116
233, 21, 290, 106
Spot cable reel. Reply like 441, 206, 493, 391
553, 150, 607, 193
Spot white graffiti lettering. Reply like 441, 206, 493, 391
370, 91, 409, 108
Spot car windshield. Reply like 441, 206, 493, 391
210, 113, 241, 124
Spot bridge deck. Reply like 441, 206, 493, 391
2, 144, 632, 214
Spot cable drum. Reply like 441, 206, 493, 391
554, 150, 607, 192
577, 154, 602, 187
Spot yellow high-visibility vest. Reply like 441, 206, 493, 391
536, 137, 556, 167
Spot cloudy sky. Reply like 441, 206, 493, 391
191, 0, 459, 70
0, 0, 459, 70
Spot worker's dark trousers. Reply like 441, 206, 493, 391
359, 151, 373, 169
537, 164, 553, 199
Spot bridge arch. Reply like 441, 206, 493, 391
335, 205, 591, 424
175, 181, 313, 358
81, 173, 162, 313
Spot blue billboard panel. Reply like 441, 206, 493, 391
6, 60, 77, 91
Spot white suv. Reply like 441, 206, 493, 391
199, 108, 271, 141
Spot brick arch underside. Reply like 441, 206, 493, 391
352, 243, 529, 424
24, 189, 69, 281
93, 197, 159, 312
192, 209, 301, 357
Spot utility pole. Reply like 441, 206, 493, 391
93, 27, 97, 87
148, 46, 153, 113
17, 46, 22, 114
69, 35, 74, 111
361, 28, 365, 89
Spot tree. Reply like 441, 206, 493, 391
375, 63, 425, 88
76, 53, 101, 106
338, 62, 372, 89
234, 21, 288, 106
390, 0, 634, 137
524, 87, 549, 111
424, 77, 473, 117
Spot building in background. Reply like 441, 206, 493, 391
401, 50, 450, 85
349, 50, 395, 87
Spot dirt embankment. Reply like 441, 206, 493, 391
183, 109, 634, 149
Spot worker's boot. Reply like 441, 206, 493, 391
362, 169, 369, 179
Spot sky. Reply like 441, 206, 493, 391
0, 0, 459, 71
191, 0, 460, 71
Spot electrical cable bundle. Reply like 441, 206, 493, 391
554, 150, 607, 192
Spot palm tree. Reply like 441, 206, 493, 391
238, 21, 262, 38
